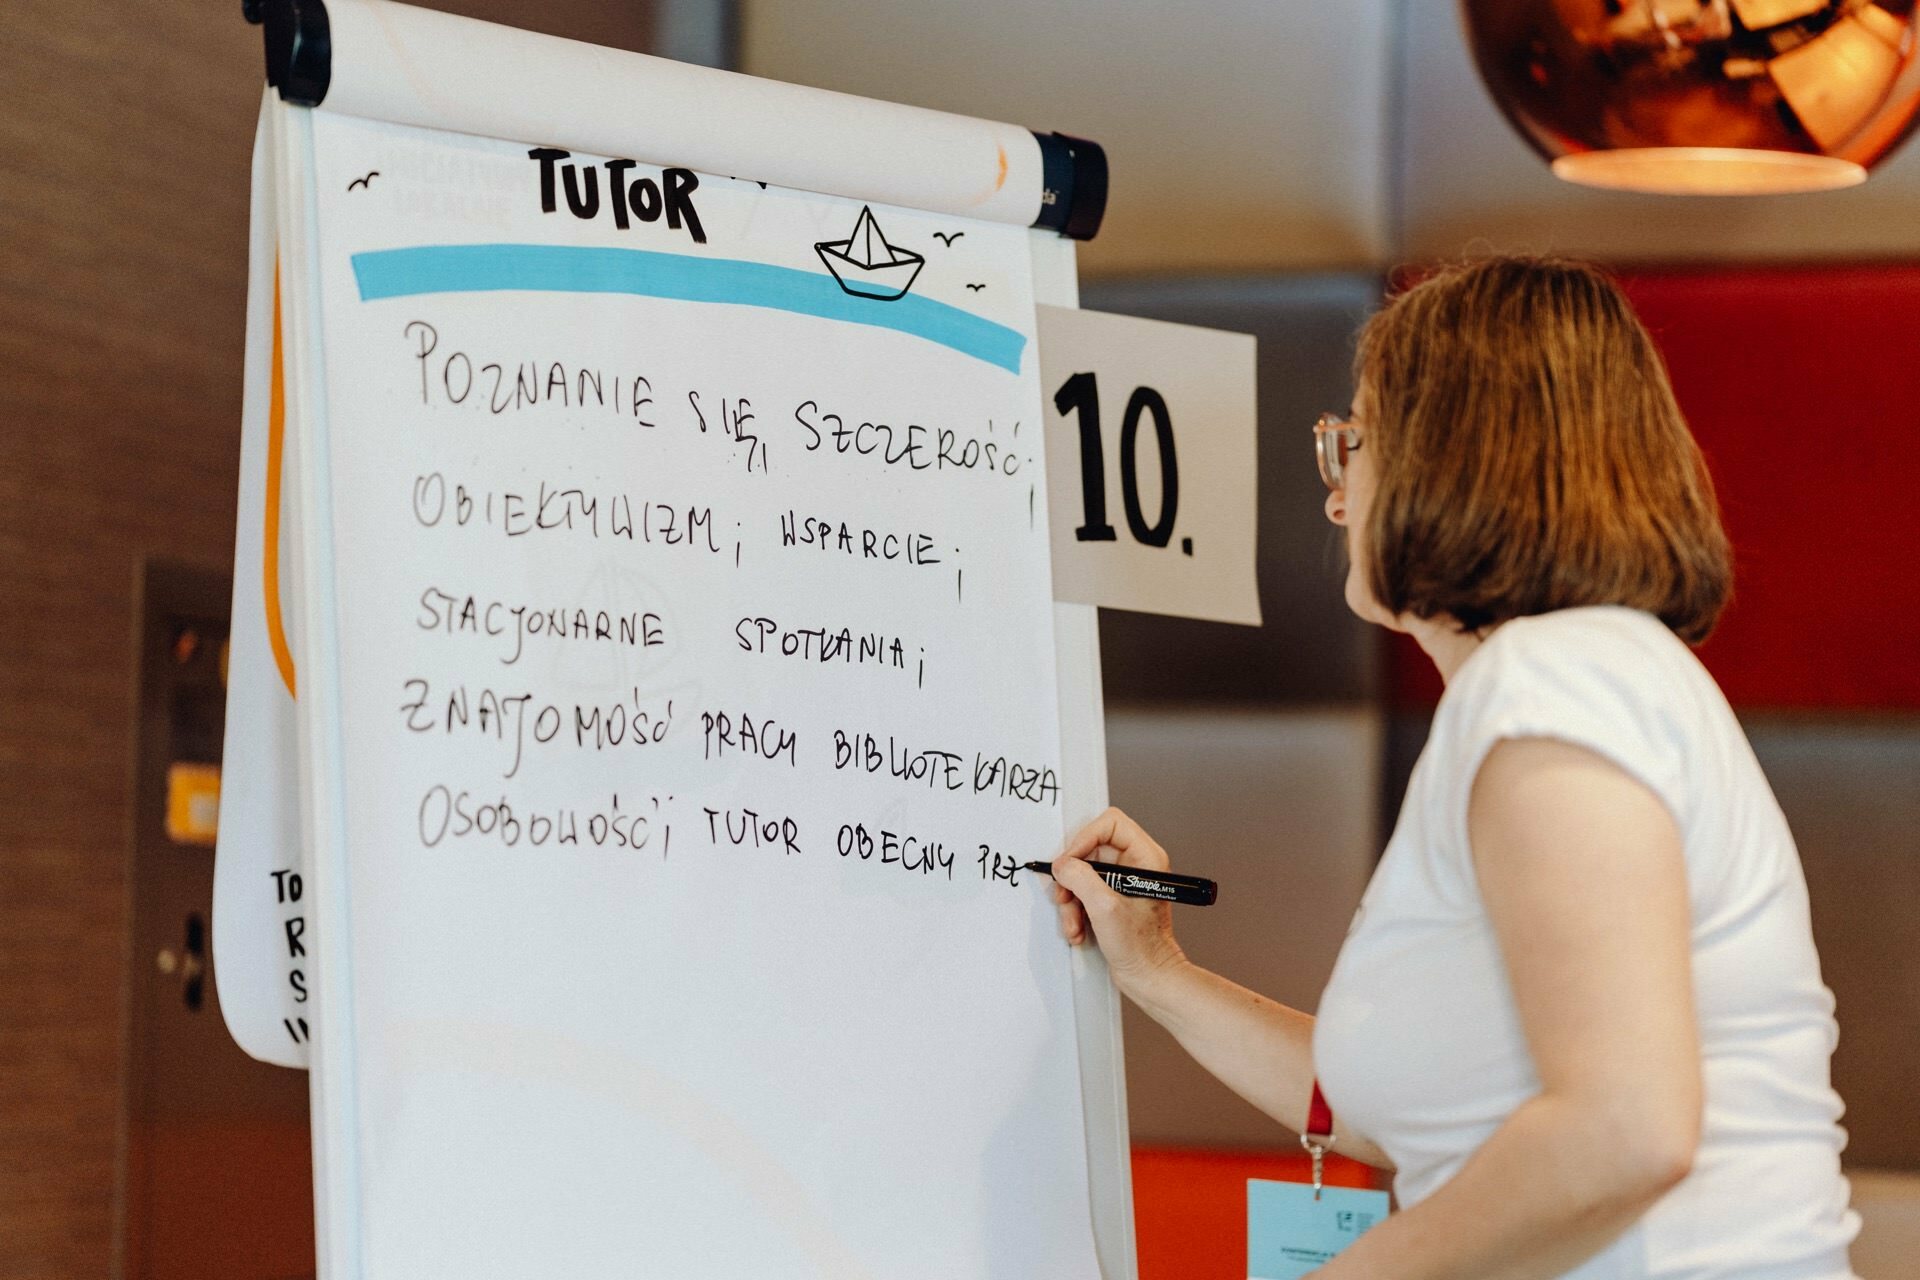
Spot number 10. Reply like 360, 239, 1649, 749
1054, 371, 1183, 551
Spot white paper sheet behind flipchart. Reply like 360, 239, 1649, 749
215, 94, 312, 1069
284, 104, 1100, 1280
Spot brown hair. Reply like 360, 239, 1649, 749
1354, 256, 1732, 644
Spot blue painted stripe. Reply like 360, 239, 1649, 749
350, 243, 1026, 373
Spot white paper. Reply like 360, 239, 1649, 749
214, 95, 313, 1069
1039, 305, 1261, 626
291, 106, 1100, 1279
320, 0, 1045, 228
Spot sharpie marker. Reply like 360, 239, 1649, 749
1021, 860, 1218, 907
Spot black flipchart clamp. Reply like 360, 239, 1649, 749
247, 0, 333, 108
1033, 132, 1109, 242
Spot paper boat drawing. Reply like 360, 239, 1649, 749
816, 206, 925, 301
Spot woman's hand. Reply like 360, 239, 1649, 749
1051, 807, 1189, 998
1049, 808, 1391, 1168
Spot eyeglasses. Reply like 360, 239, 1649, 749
1314, 412, 1362, 490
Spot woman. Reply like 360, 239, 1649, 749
1051, 258, 1858, 1278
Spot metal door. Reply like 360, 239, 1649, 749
121, 561, 313, 1280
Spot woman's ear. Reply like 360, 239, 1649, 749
1325, 488, 1347, 525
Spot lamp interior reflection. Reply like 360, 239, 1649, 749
1463, 0, 1920, 196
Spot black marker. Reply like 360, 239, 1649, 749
1022, 860, 1218, 907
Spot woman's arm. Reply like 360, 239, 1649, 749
1316, 737, 1703, 1279
1051, 809, 1393, 1169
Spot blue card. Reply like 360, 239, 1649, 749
1247, 1178, 1391, 1279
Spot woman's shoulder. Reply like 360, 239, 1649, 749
1430, 606, 1709, 830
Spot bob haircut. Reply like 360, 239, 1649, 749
1354, 256, 1732, 645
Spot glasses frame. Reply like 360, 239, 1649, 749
1314, 412, 1362, 490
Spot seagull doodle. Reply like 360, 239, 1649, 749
933, 230, 964, 247
347, 171, 380, 192
965, 283, 987, 292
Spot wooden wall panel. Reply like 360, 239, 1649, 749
0, 4, 653, 1275
0, 6, 255, 1274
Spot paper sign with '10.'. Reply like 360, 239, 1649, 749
1038, 304, 1260, 627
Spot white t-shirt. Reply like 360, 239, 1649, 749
1314, 606, 1859, 1279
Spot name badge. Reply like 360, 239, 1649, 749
1247, 1178, 1390, 1279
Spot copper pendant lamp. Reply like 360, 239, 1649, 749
1460, 0, 1920, 194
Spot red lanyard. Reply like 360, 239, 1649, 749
1302, 1079, 1335, 1200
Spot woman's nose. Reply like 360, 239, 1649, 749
1325, 488, 1346, 525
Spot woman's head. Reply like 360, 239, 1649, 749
1336, 255, 1732, 644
